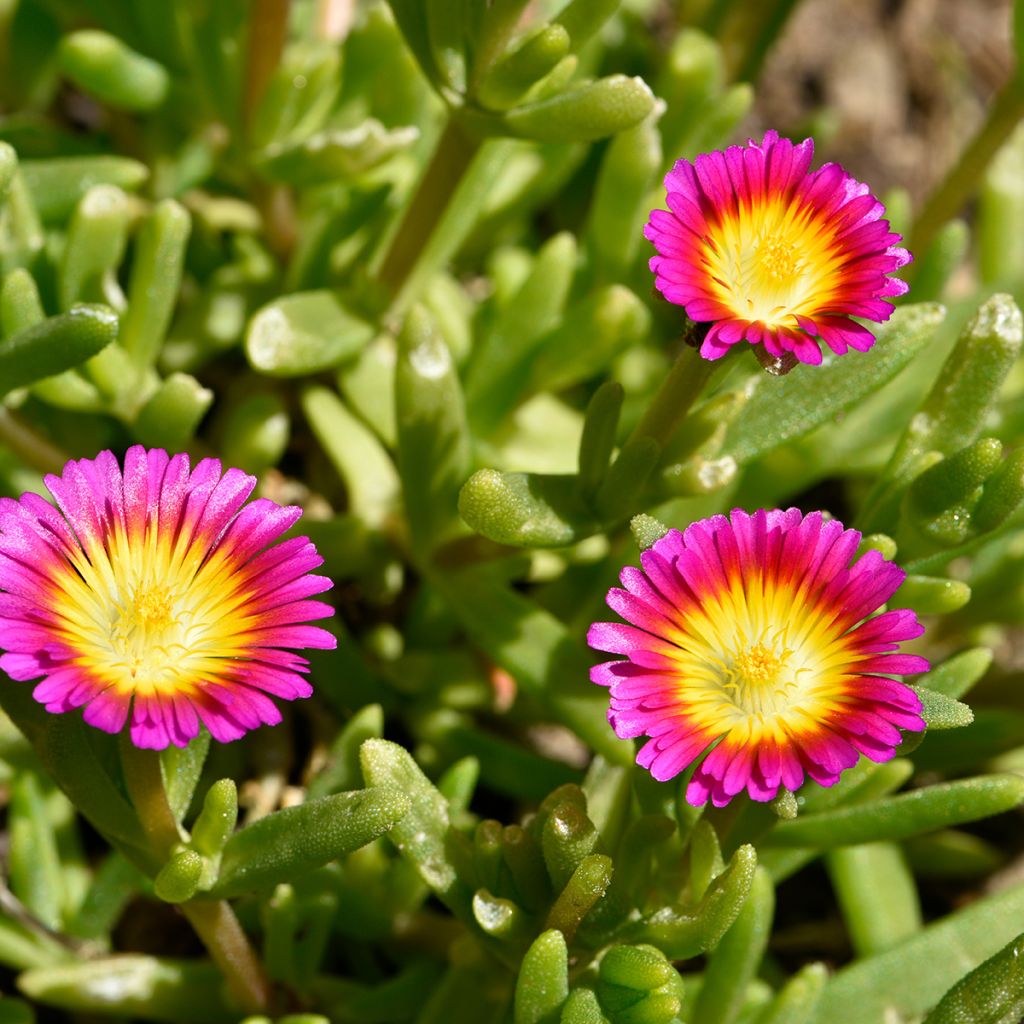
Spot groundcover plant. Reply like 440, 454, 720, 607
2, 0, 1024, 1021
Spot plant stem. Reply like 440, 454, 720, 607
626, 331, 719, 450
375, 118, 479, 294
908, 82, 1024, 261
243, 0, 291, 138
180, 901, 273, 1011
374, 119, 513, 318
119, 740, 182, 858
119, 742, 272, 1014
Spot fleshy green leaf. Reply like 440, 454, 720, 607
18, 957, 232, 1024
432, 567, 632, 764
19, 156, 149, 224
630, 514, 670, 552
767, 775, 1024, 849
972, 448, 1024, 532
754, 963, 827, 1024
922, 930, 1024, 1024
917, 648, 993, 699
153, 849, 203, 904
8, 774, 64, 931
560, 987, 610, 1024
863, 293, 1023, 532
302, 385, 401, 528
0, 680, 151, 872
120, 199, 191, 370
466, 231, 576, 435
812, 882, 1024, 1024
627, 844, 758, 958
190, 780, 238, 858
58, 30, 169, 111
396, 304, 471, 555
386, 0, 442, 87
257, 122, 419, 185
916, 687, 975, 730
528, 286, 651, 393
903, 830, 1005, 880
307, 705, 385, 802
692, 867, 775, 1024
539, 799, 599, 893
246, 292, 375, 377
911, 219, 969, 302
220, 393, 290, 475
897, 575, 972, 615
826, 843, 921, 957
58, 185, 131, 311
160, 732, 210, 822
554, 0, 621, 52
250, 41, 340, 150
458, 469, 595, 547
577, 382, 624, 502
586, 114, 662, 281
133, 373, 214, 448
477, 25, 571, 109
209, 788, 411, 898
0, 142, 16, 201
515, 930, 569, 1024
725, 303, 946, 465
503, 75, 656, 143
359, 739, 470, 913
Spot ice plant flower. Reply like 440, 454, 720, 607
644, 130, 910, 365
0, 447, 336, 749
588, 509, 928, 806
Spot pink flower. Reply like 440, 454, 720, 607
644, 131, 910, 365
588, 509, 928, 806
0, 447, 336, 749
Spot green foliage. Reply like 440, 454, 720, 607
1, 1, 1024, 1022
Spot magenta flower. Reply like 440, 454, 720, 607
644, 130, 910, 366
588, 509, 928, 807
0, 447, 336, 749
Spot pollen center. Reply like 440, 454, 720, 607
110, 585, 187, 677
131, 587, 174, 629
758, 238, 798, 281
733, 642, 785, 684
702, 197, 842, 327
718, 637, 805, 720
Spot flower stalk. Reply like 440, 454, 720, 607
908, 82, 1024, 262
375, 118, 517, 319
120, 740, 272, 1013
374, 118, 480, 298
625, 333, 719, 450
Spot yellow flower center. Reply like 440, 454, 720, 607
663, 575, 856, 740
717, 636, 812, 723
129, 586, 174, 629
758, 238, 799, 282
48, 528, 254, 697
111, 586, 183, 678
733, 641, 786, 684
702, 197, 844, 327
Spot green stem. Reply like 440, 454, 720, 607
374, 118, 509, 317
119, 742, 272, 1014
626, 332, 719, 450
375, 118, 478, 293
119, 740, 182, 859
180, 901, 273, 1011
243, 0, 291, 138
908, 82, 1024, 261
